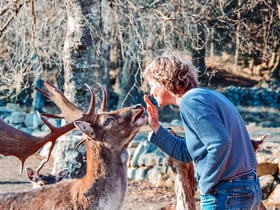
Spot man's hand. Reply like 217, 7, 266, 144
144, 95, 160, 133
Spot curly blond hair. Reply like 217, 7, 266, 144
143, 52, 199, 96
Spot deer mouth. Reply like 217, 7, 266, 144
132, 105, 147, 126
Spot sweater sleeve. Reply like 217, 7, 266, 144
148, 126, 193, 163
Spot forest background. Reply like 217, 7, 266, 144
1, 2, 280, 206
0, 0, 280, 113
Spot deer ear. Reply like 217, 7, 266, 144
56, 168, 69, 181
74, 121, 96, 138
26, 167, 36, 181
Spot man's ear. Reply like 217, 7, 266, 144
74, 121, 96, 139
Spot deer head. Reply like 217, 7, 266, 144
74, 103, 147, 149
26, 167, 68, 189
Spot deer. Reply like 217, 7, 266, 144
0, 81, 147, 210
26, 167, 69, 189
160, 128, 196, 210
161, 127, 269, 210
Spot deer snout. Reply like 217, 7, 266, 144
131, 104, 147, 126
132, 104, 144, 110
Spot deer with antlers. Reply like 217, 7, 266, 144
0, 81, 147, 210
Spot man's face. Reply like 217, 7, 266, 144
148, 79, 174, 107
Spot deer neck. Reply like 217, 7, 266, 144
171, 161, 196, 210
74, 140, 128, 201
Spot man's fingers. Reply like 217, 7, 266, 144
146, 106, 152, 114
144, 95, 157, 113
144, 95, 154, 107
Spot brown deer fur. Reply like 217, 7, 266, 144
161, 159, 196, 210
160, 128, 196, 210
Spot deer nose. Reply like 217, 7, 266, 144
133, 104, 143, 110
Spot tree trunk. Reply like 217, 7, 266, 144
63, 0, 105, 109
192, 24, 206, 76
117, 59, 142, 108
234, 0, 241, 65
270, 50, 280, 79
52, 0, 110, 178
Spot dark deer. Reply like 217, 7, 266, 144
0, 81, 147, 210
160, 128, 196, 210
26, 167, 69, 189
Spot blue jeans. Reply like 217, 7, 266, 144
200, 170, 261, 210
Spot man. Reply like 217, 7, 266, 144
143, 52, 261, 209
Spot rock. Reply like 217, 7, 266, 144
170, 119, 182, 126
39, 142, 53, 157
52, 134, 86, 178
127, 148, 136, 167
128, 167, 149, 181
0, 107, 12, 118
10, 111, 26, 124
19, 127, 33, 134
259, 174, 275, 199
131, 141, 158, 167
256, 142, 280, 164
138, 151, 165, 167
5, 103, 21, 111
146, 166, 165, 186
24, 113, 44, 129
268, 184, 280, 205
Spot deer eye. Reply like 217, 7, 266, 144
103, 118, 112, 126
39, 181, 45, 187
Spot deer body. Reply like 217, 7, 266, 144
170, 160, 196, 210
160, 156, 196, 210
0, 143, 127, 210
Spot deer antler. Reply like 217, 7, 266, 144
33, 81, 99, 175
0, 81, 98, 174
96, 82, 107, 112
34, 81, 95, 122
0, 115, 75, 174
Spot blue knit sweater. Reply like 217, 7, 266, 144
149, 88, 257, 194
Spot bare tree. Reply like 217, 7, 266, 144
1, 0, 279, 107
52, 0, 112, 177
62, 0, 110, 109
0, 0, 66, 105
